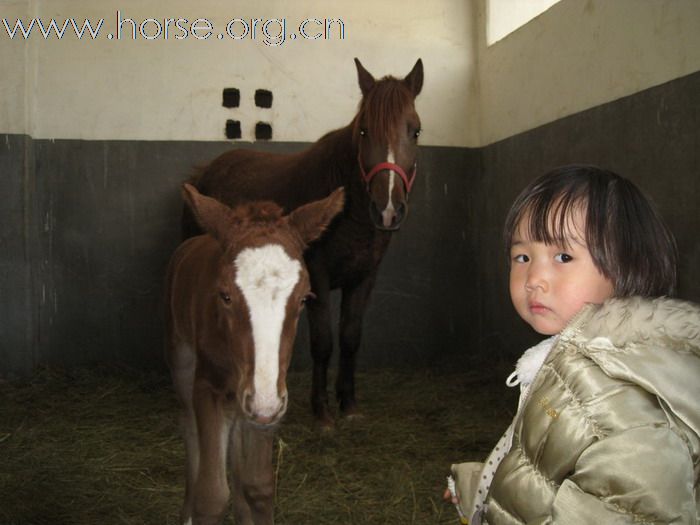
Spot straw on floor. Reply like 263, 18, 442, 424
0, 363, 516, 525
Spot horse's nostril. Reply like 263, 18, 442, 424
395, 203, 405, 220
392, 203, 407, 225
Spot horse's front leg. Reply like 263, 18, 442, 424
306, 263, 335, 428
337, 273, 377, 417
191, 382, 231, 525
229, 418, 275, 525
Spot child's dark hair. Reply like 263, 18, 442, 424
503, 165, 677, 297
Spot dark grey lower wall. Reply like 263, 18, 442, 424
1, 135, 35, 374
1, 70, 698, 376
0, 136, 480, 375
475, 70, 700, 356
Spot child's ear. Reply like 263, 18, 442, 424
181, 183, 232, 240
287, 188, 345, 245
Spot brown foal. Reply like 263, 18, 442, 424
165, 184, 344, 524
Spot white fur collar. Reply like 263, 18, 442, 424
506, 336, 557, 388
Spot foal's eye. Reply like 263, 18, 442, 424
219, 292, 232, 304
359, 128, 367, 137
413, 128, 421, 139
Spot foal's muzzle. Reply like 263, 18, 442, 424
242, 389, 289, 427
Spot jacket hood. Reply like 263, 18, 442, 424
564, 296, 700, 441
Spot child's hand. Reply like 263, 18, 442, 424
443, 487, 459, 505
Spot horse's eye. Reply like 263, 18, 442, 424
301, 292, 317, 305
219, 292, 231, 304
359, 128, 367, 137
413, 128, 421, 139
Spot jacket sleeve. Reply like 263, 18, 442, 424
544, 425, 696, 525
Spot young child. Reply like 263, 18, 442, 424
447, 165, 700, 524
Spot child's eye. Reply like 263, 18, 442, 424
513, 254, 529, 263
554, 253, 573, 263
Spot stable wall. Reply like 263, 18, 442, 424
470, 0, 700, 356
1, 0, 699, 376
0, 0, 480, 375
3, 0, 478, 146
476, 72, 700, 356
477, 0, 700, 145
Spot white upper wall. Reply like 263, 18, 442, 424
0, 0, 30, 134
0, 0, 478, 147
3, 0, 700, 148
477, 0, 700, 146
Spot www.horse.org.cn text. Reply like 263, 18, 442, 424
1, 12, 347, 46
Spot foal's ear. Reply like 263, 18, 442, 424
181, 183, 231, 240
403, 58, 423, 97
287, 188, 345, 245
354, 58, 375, 96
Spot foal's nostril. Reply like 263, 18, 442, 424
243, 390, 254, 416
279, 391, 289, 414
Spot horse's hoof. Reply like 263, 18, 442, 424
312, 404, 336, 433
314, 416, 336, 434
340, 403, 364, 422
343, 411, 364, 421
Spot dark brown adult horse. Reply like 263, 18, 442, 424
166, 184, 344, 525
185, 58, 423, 428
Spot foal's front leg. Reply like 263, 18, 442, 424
191, 382, 231, 525
337, 273, 377, 417
229, 418, 275, 525
167, 342, 199, 525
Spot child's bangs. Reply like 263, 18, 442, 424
519, 190, 587, 247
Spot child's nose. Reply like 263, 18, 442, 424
525, 263, 547, 291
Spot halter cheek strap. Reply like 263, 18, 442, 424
358, 154, 417, 193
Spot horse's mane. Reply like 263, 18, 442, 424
352, 76, 415, 145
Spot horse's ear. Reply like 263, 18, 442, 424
287, 188, 345, 245
181, 183, 231, 240
354, 58, 375, 96
403, 58, 423, 97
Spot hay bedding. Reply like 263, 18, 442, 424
0, 363, 517, 525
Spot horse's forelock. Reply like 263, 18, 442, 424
354, 77, 415, 145
230, 201, 285, 225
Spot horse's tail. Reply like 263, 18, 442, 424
180, 165, 207, 240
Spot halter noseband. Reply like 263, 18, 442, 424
358, 153, 417, 194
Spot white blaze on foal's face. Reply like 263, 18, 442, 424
234, 244, 301, 418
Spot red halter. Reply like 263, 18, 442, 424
358, 153, 417, 194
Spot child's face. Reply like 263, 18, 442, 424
509, 208, 614, 335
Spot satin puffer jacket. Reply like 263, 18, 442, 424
485, 297, 700, 525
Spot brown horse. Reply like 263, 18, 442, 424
166, 184, 344, 525
185, 58, 423, 428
